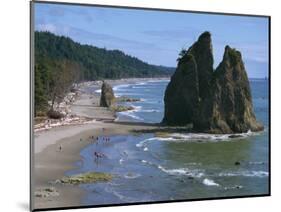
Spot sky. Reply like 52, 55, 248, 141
34, 2, 269, 78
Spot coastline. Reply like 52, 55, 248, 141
32, 76, 268, 209
33, 77, 164, 209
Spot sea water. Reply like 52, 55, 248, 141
67, 79, 269, 205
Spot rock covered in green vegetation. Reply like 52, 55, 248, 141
100, 82, 115, 107
110, 105, 135, 112
163, 31, 263, 133
59, 172, 112, 185
116, 96, 141, 102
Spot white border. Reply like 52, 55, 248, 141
1, 0, 280, 212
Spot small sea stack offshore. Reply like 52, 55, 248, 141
162, 31, 264, 134
100, 81, 115, 107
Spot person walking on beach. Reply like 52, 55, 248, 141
94, 151, 106, 161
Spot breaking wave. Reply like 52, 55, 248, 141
141, 130, 260, 143
157, 166, 204, 178
117, 105, 144, 121
124, 172, 141, 179
218, 170, 268, 178
203, 178, 220, 186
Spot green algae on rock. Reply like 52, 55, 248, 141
110, 105, 135, 112
59, 172, 113, 185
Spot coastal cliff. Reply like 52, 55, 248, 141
163, 32, 263, 133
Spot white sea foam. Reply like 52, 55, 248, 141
124, 173, 141, 179
136, 137, 157, 148
147, 79, 170, 83
135, 139, 149, 151
118, 109, 144, 121
151, 130, 259, 143
141, 109, 160, 113
136, 82, 147, 86
224, 185, 243, 190
119, 158, 124, 165
132, 83, 149, 88
131, 105, 142, 112
140, 159, 155, 166
117, 104, 144, 121
157, 166, 204, 178
136, 140, 146, 148
113, 84, 131, 91
218, 170, 268, 178
203, 178, 220, 186
185, 162, 202, 166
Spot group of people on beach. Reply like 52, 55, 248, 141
90, 130, 111, 161
89, 135, 111, 144
57, 128, 111, 162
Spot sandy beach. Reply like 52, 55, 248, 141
32, 78, 162, 210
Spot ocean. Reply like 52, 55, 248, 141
67, 79, 269, 205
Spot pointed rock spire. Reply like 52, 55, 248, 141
163, 32, 263, 133
202, 46, 263, 133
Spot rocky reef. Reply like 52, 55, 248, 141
163, 31, 263, 134
58, 172, 112, 185
100, 81, 115, 107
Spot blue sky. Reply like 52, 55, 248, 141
34, 3, 269, 78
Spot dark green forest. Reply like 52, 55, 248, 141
34, 31, 174, 115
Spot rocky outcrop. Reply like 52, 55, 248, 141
163, 32, 263, 133
199, 46, 264, 133
187, 31, 214, 99
47, 109, 65, 119
58, 172, 112, 185
100, 81, 115, 107
163, 53, 199, 125
163, 31, 213, 126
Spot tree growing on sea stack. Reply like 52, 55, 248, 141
162, 31, 263, 134
100, 81, 115, 107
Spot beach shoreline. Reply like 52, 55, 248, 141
32, 76, 268, 209
32, 77, 165, 209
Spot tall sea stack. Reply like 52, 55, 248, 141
162, 31, 263, 133
162, 32, 213, 125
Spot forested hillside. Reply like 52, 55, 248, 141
34, 31, 174, 115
